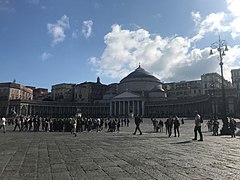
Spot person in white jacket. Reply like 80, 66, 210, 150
0, 117, 6, 133
192, 111, 203, 141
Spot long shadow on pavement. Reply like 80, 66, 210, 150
170, 140, 192, 144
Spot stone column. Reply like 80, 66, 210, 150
110, 101, 112, 117
114, 101, 116, 116
142, 101, 144, 116
119, 101, 121, 116
133, 100, 135, 115
123, 101, 126, 115
137, 100, 140, 115
127, 101, 130, 116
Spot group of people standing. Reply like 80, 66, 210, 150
207, 117, 237, 138
150, 116, 182, 137
0, 111, 238, 140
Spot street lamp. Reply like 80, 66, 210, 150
209, 35, 230, 135
209, 83, 217, 120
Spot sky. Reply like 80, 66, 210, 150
0, 0, 240, 90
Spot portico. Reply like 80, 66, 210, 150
110, 91, 145, 117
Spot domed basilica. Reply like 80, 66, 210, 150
110, 65, 167, 117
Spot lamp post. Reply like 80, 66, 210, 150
210, 35, 230, 135
209, 83, 217, 120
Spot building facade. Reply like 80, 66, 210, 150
163, 80, 202, 98
0, 82, 33, 116
1, 66, 239, 118
52, 83, 75, 102
74, 77, 108, 103
231, 69, 240, 92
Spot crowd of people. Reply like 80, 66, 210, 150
207, 117, 237, 138
0, 112, 238, 139
0, 115, 130, 136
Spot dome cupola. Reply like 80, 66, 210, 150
119, 65, 161, 94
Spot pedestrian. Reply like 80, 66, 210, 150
13, 116, 21, 131
70, 117, 77, 137
158, 119, 163, 133
117, 119, 120, 132
173, 116, 180, 137
151, 118, 158, 132
229, 118, 237, 138
207, 119, 213, 132
212, 119, 219, 136
133, 114, 142, 135
164, 120, 169, 135
181, 118, 184, 124
0, 117, 6, 133
192, 111, 203, 141
126, 118, 130, 127
166, 116, 173, 137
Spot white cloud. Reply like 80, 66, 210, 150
227, 0, 240, 39
191, 0, 240, 41
89, 24, 240, 82
41, 52, 52, 61
82, 20, 93, 39
191, 12, 229, 41
227, 0, 240, 17
47, 15, 70, 45
191, 11, 201, 26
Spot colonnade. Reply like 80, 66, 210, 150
9, 103, 109, 118
110, 100, 144, 117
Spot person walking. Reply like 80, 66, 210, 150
229, 118, 237, 138
133, 114, 142, 135
166, 116, 173, 137
70, 117, 77, 137
158, 119, 163, 133
0, 117, 6, 133
192, 111, 203, 141
173, 116, 180, 137
13, 116, 21, 131
164, 120, 169, 135
212, 119, 219, 136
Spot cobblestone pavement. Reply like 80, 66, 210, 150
0, 119, 240, 180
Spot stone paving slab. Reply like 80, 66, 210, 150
0, 119, 239, 180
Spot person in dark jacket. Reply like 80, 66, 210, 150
173, 116, 180, 137
166, 116, 173, 137
133, 114, 142, 135
229, 118, 237, 138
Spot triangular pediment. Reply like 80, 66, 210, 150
113, 91, 141, 99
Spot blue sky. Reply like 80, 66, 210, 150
0, 0, 240, 90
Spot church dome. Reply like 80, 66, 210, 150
120, 65, 160, 83
119, 65, 161, 94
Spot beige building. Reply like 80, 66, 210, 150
52, 83, 75, 102
164, 80, 202, 98
0, 82, 33, 116
201, 73, 232, 95
74, 77, 108, 103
